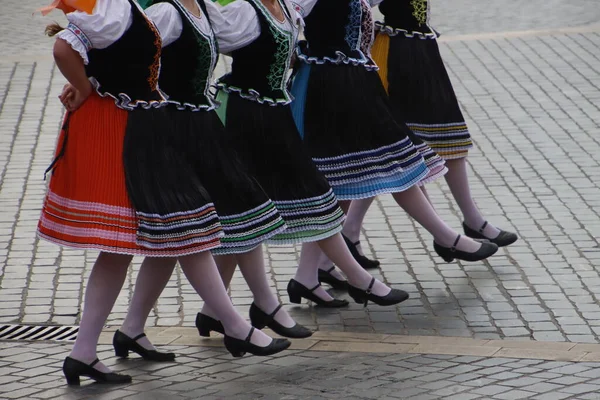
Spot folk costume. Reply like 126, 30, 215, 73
131, 0, 287, 255
38, 0, 226, 256
207, 0, 346, 244
372, 0, 474, 160
290, 0, 442, 198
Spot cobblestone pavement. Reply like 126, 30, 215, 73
1, 0, 599, 342
4, 341, 600, 400
1, 0, 600, 398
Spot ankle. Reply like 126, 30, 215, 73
341, 227, 360, 242
253, 297, 280, 315
464, 215, 485, 229
68, 351, 98, 365
118, 325, 143, 338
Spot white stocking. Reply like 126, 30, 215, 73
445, 158, 501, 238
342, 197, 376, 256
120, 257, 177, 350
392, 186, 482, 252
70, 252, 132, 373
296, 234, 391, 299
178, 251, 272, 347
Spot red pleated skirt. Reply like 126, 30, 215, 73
37, 94, 221, 256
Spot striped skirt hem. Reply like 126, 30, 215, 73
332, 162, 429, 200
312, 137, 426, 186
213, 200, 288, 254
414, 143, 447, 185
268, 189, 345, 244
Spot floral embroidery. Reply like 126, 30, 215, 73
66, 22, 93, 51
359, 0, 374, 56
344, 0, 362, 51
410, 0, 428, 26
144, 17, 162, 90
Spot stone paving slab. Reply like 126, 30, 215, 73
4, 341, 600, 399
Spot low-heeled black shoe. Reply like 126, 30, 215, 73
224, 327, 291, 358
249, 303, 313, 338
113, 330, 175, 362
343, 234, 380, 270
318, 266, 349, 290
287, 279, 349, 308
434, 234, 498, 263
63, 356, 132, 386
463, 221, 518, 247
196, 312, 225, 337
347, 278, 409, 307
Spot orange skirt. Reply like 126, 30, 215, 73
37, 94, 221, 256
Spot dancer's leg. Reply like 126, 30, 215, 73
70, 252, 132, 373
342, 197, 376, 255
445, 158, 501, 238
392, 185, 482, 252
420, 185, 433, 205
295, 234, 391, 299
178, 252, 272, 347
120, 257, 177, 350
237, 246, 295, 327
199, 254, 236, 319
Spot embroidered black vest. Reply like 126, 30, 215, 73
298, 0, 375, 69
156, 0, 219, 110
377, 0, 436, 38
217, 0, 296, 105
85, 0, 164, 109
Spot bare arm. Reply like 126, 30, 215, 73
53, 38, 92, 98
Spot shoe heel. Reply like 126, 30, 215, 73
197, 326, 211, 338
288, 292, 301, 304
113, 342, 129, 358
65, 374, 80, 386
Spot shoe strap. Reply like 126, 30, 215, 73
132, 333, 147, 342
245, 327, 255, 343
353, 240, 360, 246
479, 221, 488, 234
309, 282, 321, 292
269, 304, 283, 318
325, 265, 336, 273
89, 358, 100, 368
451, 235, 461, 252
366, 277, 375, 295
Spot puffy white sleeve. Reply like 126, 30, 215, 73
203, 0, 261, 53
56, 0, 133, 65
369, 0, 383, 6
290, 0, 318, 18
145, 3, 183, 47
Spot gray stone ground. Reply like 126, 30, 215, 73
5, 342, 600, 400
1, 0, 600, 399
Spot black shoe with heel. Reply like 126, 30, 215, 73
224, 327, 291, 358
434, 234, 498, 263
113, 330, 175, 362
63, 356, 132, 386
347, 278, 409, 307
249, 303, 313, 338
195, 312, 225, 337
343, 234, 380, 270
318, 266, 349, 290
463, 221, 518, 247
287, 279, 349, 308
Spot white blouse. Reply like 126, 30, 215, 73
145, 2, 213, 47
291, 0, 383, 18
205, 0, 301, 54
56, 0, 135, 65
